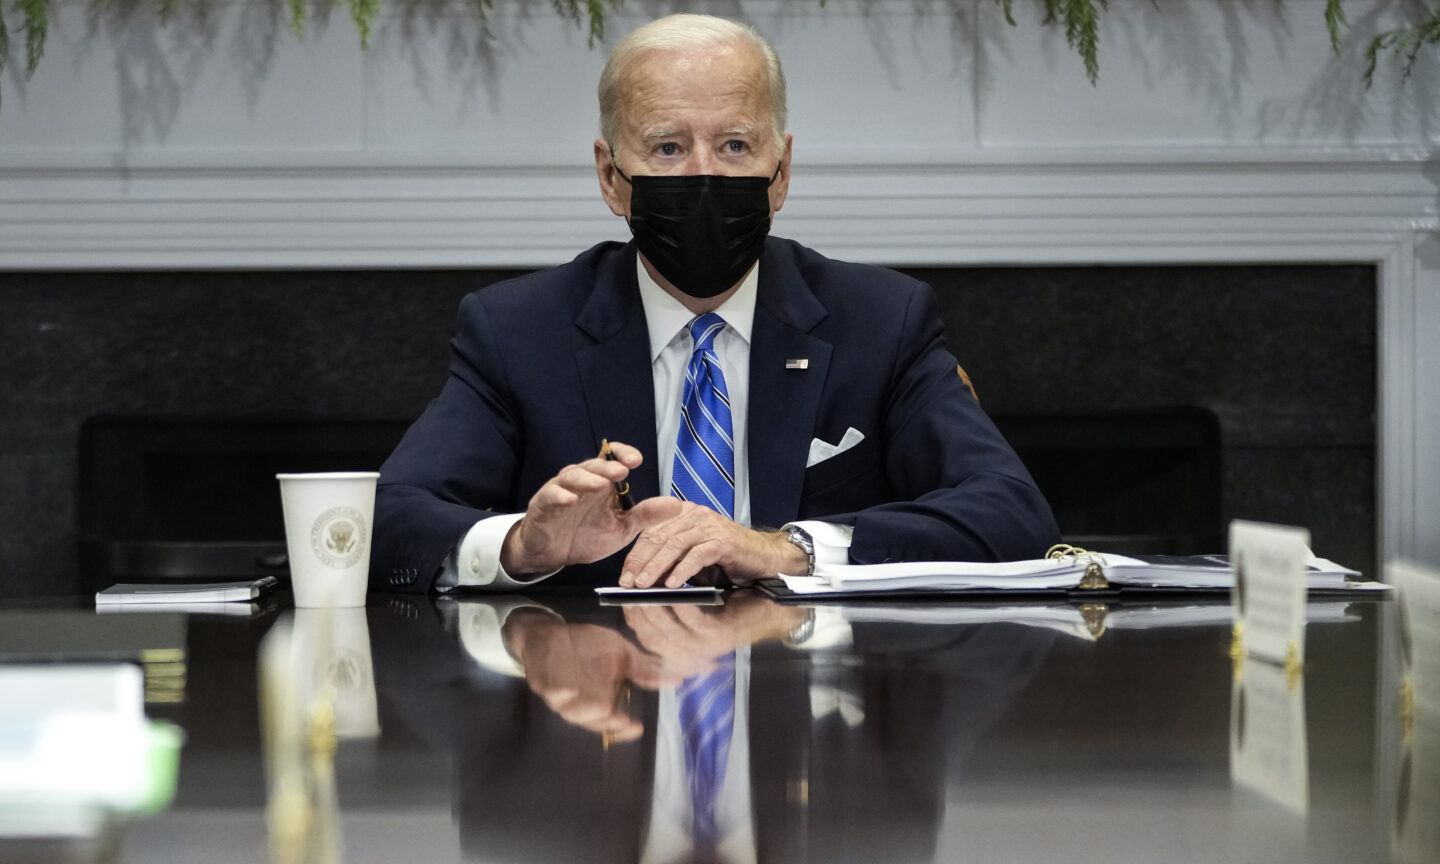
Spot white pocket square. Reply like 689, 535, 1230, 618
806, 427, 866, 468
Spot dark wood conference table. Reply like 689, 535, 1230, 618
0, 589, 1425, 864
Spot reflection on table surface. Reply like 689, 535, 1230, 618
0, 590, 1430, 864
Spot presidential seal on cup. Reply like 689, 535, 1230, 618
276, 472, 380, 608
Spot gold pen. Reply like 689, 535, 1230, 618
600, 439, 635, 511
602, 684, 632, 752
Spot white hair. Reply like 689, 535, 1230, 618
598, 13, 788, 155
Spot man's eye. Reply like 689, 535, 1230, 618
656, 142, 679, 156
725, 140, 749, 154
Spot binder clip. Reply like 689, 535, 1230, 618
1047, 544, 1110, 590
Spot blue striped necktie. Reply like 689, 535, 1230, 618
671, 312, 738, 853
671, 312, 735, 520
678, 653, 736, 853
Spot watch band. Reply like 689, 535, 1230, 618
784, 607, 817, 646
785, 524, 816, 578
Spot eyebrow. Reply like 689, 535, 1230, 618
637, 124, 762, 144
639, 126, 683, 143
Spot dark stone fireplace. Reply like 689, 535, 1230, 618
0, 264, 1375, 597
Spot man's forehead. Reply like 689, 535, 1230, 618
618, 44, 770, 130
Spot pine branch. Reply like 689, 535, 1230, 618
1041, 0, 1060, 27
1027, 0, 1107, 84
1363, 32, 1394, 87
17, 0, 46, 74
1324, 0, 1346, 55
585, 0, 605, 45
1364, 8, 1440, 86
350, 0, 380, 49
287, 0, 307, 39
1075, 0, 1104, 84
997, 0, 1016, 28
464, 0, 495, 39
0, 0, 1435, 90
548, 0, 611, 47
551, 0, 579, 28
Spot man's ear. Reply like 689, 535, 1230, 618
595, 139, 629, 218
768, 133, 794, 216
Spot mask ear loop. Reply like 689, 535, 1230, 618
610, 152, 634, 185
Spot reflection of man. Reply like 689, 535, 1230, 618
373, 14, 1057, 594
496, 595, 808, 863
370, 594, 1056, 863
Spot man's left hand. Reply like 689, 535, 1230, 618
619, 502, 808, 588
622, 594, 807, 676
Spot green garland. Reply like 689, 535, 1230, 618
0, 0, 1435, 85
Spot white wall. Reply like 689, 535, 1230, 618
1, 0, 1437, 565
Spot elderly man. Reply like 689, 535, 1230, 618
372, 13, 1057, 593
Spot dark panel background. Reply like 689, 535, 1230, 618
907, 264, 1377, 576
0, 263, 1375, 598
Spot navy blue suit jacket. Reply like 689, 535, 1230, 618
373, 237, 1058, 592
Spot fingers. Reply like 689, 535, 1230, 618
621, 511, 688, 587
604, 440, 645, 469
528, 460, 620, 515
624, 645, 685, 690
624, 495, 683, 531
624, 603, 720, 655
557, 458, 627, 490
622, 513, 725, 588
660, 542, 724, 588
549, 695, 643, 741
621, 604, 725, 676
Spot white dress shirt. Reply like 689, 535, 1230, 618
641, 648, 757, 864
440, 259, 852, 590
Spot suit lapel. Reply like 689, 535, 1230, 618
575, 246, 661, 502
747, 242, 831, 529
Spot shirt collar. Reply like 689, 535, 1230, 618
636, 257, 758, 363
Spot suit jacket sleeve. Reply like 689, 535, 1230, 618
372, 292, 522, 593
815, 281, 1059, 563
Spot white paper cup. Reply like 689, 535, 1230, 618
293, 609, 381, 739
277, 472, 379, 608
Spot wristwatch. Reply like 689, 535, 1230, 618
784, 524, 816, 578
784, 607, 817, 646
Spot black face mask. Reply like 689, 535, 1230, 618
615, 163, 780, 299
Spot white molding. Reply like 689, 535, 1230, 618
1379, 236, 1418, 566
2, 150, 1435, 269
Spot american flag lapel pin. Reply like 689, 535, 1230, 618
785, 358, 809, 370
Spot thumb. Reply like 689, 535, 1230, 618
625, 496, 682, 531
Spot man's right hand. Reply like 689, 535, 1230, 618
502, 611, 679, 742
500, 441, 682, 576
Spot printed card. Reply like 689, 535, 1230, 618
1230, 520, 1310, 667
1391, 560, 1440, 716
1230, 655, 1309, 813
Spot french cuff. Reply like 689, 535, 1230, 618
455, 598, 561, 678
786, 520, 853, 566
455, 513, 561, 590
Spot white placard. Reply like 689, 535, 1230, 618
1389, 560, 1440, 864
1391, 706, 1440, 864
1230, 520, 1311, 668
1391, 560, 1440, 716
1230, 656, 1309, 813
